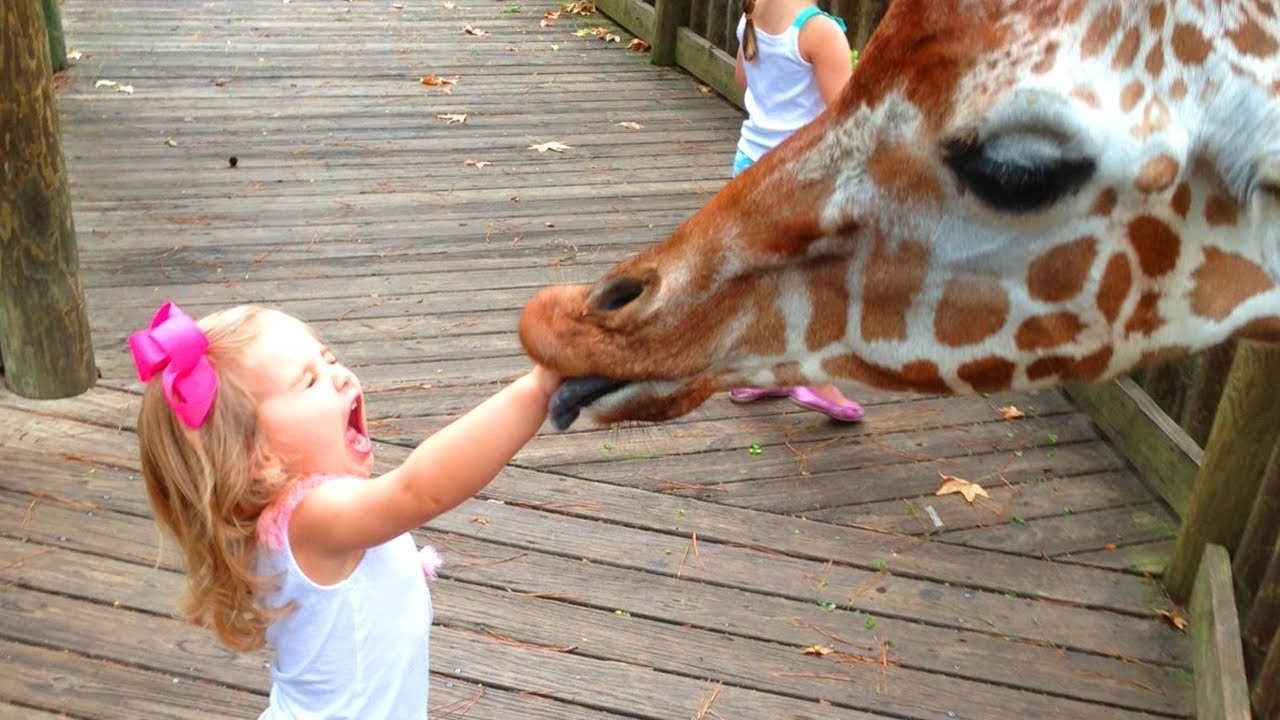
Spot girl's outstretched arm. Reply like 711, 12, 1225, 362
290, 365, 561, 564
799, 16, 853, 104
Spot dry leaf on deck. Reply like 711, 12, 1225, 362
562, 1, 596, 14
463, 24, 489, 36
436, 113, 467, 124
462, 159, 491, 168
442, 1, 456, 7
935, 473, 989, 503
528, 140, 573, 153
472, 516, 490, 526
1157, 609, 1188, 632
615, 121, 643, 130
1000, 405, 1025, 420
802, 645, 836, 656
627, 38, 650, 52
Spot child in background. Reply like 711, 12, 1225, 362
132, 302, 559, 719
727, 0, 863, 423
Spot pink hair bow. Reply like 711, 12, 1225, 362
128, 302, 218, 428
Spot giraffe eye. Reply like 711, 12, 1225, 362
943, 138, 1095, 213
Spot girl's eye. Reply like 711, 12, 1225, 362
305, 373, 317, 389
324, 351, 338, 364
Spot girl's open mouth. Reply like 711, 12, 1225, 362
346, 395, 372, 455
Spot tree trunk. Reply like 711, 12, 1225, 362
0, 0, 96, 398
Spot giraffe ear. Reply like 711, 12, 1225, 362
1251, 154, 1280, 280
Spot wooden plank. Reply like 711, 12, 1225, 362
941, 502, 1177, 557
1064, 378, 1200, 517
1189, 544, 1252, 720
1063, 540, 1175, 575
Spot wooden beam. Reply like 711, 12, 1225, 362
1190, 544, 1252, 720
1166, 342, 1280, 603
1253, 629, 1279, 720
650, 0, 690, 66
0, 0, 96, 399
593, 0, 656, 45
1064, 377, 1201, 517
674, 26, 744, 108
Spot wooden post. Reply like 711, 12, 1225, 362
1240, 533, 1280, 680
1235, 437, 1280, 603
0, 0, 96, 399
651, 0, 690, 66
1183, 341, 1237, 448
41, 0, 66, 72
1166, 342, 1280, 603
852, 0, 889, 51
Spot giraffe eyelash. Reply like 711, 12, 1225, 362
943, 138, 1096, 214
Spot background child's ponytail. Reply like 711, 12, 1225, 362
742, 0, 758, 60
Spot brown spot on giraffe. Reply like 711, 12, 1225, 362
804, 258, 851, 351
1026, 345, 1115, 382
1203, 193, 1240, 227
1128, 216, 1180, 276
1120, 80, 1146, 112
1148, 2, 1167, 29
1191, 248, 1275, 320
1124, 291, 1165, 336
934, 275, 1010, 346
1144, 43, 1165, 77
1032, 40, 1060, 74
1170, 78, 1189, 101
1082, 5, 1122, 59
1227, 15, 1279, 57
1097, 253, 1133, 324
1171, 182, 1192, 217
1238, 316, 1280, 342
1090, 187, 1118, 216
861, 234, 930, 342
867, 144, 943, 204
822, 354, 950, 393
1112, 26, 1142, 69
1132, 97, 1171, 140
1016, 312, 1086, 350
1135, 155, 1180, 193
1027, 236, 1097, 302
770, 361, 808, 388
735, 280, 787, 356
1072, 85, 1101, 108
957, 356, 1017, 392
1171, 23, 1214, 65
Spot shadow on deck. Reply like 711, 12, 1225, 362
0, 1, 1190, 718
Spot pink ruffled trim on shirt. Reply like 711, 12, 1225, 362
256, 474, 443, 581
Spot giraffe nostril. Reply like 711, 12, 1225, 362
590, 276, 646, 312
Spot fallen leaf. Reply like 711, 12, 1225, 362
802, 645, 836, 656
94, 79, 118, 89
627, 38, 650, 52
935, 473, 989, 504
419, 75, 459, 94
696, 83, 712, 93
1102, 542, 1118, 552
436, 113, 467, 124
615, 121, 643, 130
116, 84, 135, 94
463, 24, 489, 36
540, 9, 561, 26
561, 0, 595, 14
391, 3, 405, 8
1157, 609, 1188, 632
164, 137, 178, 147
473, 516, 490, 526
66, 50, 83, 61
442, 1, 456, 7
462, 159, 491, 168
528, 140, 573, 153
590, 26, 620, 42
999, 405, 1025, 420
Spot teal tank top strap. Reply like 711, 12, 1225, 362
792, 6, 848, 32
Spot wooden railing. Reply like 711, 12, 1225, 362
591, 3, 1280, 717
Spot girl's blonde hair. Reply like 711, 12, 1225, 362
138, 304, 288, 651
742, 0, 759, 60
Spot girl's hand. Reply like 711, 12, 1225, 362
525, 364, 562, 401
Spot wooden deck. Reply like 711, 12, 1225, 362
1, 1, 1194, 718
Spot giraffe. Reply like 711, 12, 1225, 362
519, 0, 1280, 429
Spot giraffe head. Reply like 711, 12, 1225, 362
520, 0, 1280, 429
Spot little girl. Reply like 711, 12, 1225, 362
727, 0, 863, 423
132, 301, 559, 719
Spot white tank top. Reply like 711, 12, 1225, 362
735, 8, 845, 162
256, 476, 433, 720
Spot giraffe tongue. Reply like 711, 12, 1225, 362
549, 376, 626, 430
